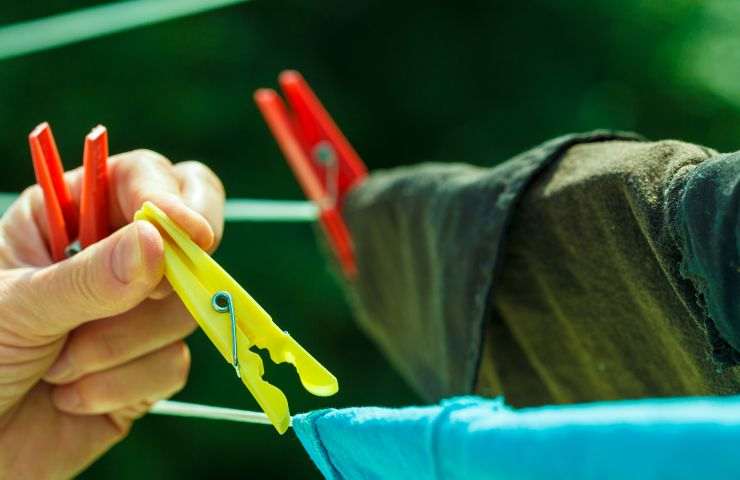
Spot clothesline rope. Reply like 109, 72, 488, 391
224, 198, 317, 222
0, 0, 251, 61
0, 193, 317, 222
150, 400, 285, 427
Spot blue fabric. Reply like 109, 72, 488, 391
293, 395, 740, 479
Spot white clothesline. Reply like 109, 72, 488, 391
150, 399, 288, 427
0, 0, 251, 61
224, 198, 318, 222
0, 193, 317, 223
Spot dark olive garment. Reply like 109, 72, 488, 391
336, 131, 740, 406
487, 139, 740, 406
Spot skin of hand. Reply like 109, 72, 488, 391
0, 149, 225, 479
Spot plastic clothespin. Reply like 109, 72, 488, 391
254, 71, 368, 278
28, 122, 109, 261
135, 201, 339, 434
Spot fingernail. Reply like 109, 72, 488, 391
112, 223, 143, 283
44, 354, 74, 383
54, 386, 82, 411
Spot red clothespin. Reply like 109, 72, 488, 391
254, 71, 368, 278
28, 122, 110, 262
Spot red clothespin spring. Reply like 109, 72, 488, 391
28, 122, 110, 262
254, 71, 368, 278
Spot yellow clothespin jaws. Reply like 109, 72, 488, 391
135, 202, 338, 434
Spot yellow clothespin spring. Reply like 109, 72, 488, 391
135, 202, 339, 434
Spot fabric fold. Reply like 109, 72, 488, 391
339, 131, 642, 401
675, 152, 740, 363
293, 395, 740, 480
332, 131, 740, 403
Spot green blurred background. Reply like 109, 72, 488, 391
1, 0, 739, 478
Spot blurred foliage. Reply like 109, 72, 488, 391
1, 0, 740, 478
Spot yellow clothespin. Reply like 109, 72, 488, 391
135, 201, 338, 433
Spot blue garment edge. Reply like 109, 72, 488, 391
293, 395, 740, 480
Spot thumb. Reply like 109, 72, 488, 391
10, 221, 164, 338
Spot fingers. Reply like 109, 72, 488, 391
52, 341, 190, 415
108, 149, 179, 221
44, 296, 196, 384
148, 278, 174, 300
109, 150, 216, 251
0, 185, 55, 267
6, 221, 164, 338
0, 383, 134, 479
174, 161, 225, 250
10, 149, 224, 268
107, 399, 158, 431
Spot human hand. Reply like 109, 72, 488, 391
0, 150, 224, 478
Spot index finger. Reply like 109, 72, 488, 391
173, 161, 225, 251
108, 150, 214, 251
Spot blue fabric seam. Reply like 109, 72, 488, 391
429, 399, 488, 480
304, 411, 346, 480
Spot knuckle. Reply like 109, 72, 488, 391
1, 270, 51, 340
96, 329, 127, 365
70, 382, 94, 409
129, 185, 155, 208
0, 363, 38, 400
19, 184, 41, 204
60, 343, 81, 376
178, 161, 225, 196
75, 376, 117, 412
69, 256, 106, 307
129, 149, 173, 168
110, 418, 133, 440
